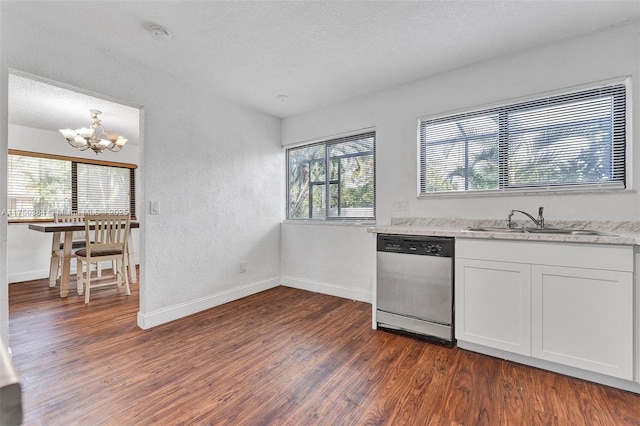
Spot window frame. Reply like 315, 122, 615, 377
7, 149, 137, 223
286, 130, 376, 222
417, 77, 631, 198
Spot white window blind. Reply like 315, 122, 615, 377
419, 81, 627, 195
76, 163, 132, 214
7, 151, 136, 221
7, 155, 72, 219
287, 131, 375, 220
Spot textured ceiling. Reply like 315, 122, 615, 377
9, 74, 141, 145
5, 0, 640, 136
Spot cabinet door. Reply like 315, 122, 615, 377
456, 259, 532, 355
532, 266, 633, 380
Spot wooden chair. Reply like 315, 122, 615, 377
76, 214, 131, 304
49, 212, 106, 283
48, 212, 96, 287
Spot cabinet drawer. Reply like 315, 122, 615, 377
456, 239, 633, 271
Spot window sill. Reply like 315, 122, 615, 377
418, 185, 630, 199
282, 219, 376, 227
8, 216, 138, 224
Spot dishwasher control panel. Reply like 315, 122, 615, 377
377, 234, 453, 257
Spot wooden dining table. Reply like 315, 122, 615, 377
28, 221, 139, 297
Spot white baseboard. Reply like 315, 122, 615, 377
136, 276, 280, 330
9, 269, 51, 284
12, 270, 370, 329
9, 260, 136, 285
280, 275, 371, 303
10, 267, 85, 283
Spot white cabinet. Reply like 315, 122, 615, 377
455, 239, 634, 381
532, 265, 633, 379
456, 259, 531, 355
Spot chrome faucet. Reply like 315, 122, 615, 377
507, 207, 545, 229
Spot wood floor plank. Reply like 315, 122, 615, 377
8, 277, 640, 425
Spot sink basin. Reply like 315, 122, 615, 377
465, 227, 524, 233
465, 227, 616, 236
525, 228, 615, 236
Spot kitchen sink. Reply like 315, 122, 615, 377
524, 228, 616, 236
465, 227, 525, 233
464, 227, 616, 236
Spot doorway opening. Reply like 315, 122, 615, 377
6, 70, 143, 321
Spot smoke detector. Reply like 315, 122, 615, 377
148, 24, 173, 42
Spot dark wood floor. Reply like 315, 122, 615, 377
8, 277, 640, 425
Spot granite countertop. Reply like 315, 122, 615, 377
368, 217, 640, 246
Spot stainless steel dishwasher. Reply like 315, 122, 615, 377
376, 233, 454, 345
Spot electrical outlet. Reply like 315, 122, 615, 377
240, 259, 248, 273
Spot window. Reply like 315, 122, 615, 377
419, 81, 627, 195
287, 131, 375, 220
7, 150, 136, 221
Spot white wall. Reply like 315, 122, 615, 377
281, 222, 374, 302
0, 3, 7, 345
1, 8, 283, 342
281, 21, 640, 302
7, 124, 141, 283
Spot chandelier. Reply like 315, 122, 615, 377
59, 109, 127, 154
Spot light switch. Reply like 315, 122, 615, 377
150, 201, 160, 215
